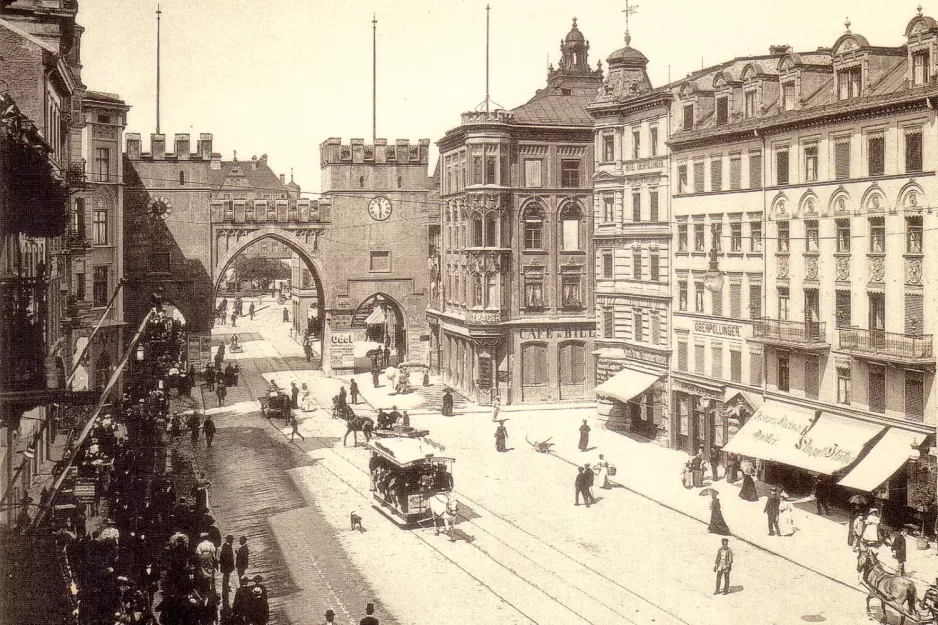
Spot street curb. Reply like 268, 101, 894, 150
548, 448, 866, 596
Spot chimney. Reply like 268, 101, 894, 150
260, 154, 268, 164
279, 174, 285, 184
769, 44, 791, 56
175, 133, 190, 160
252, 155, 258, 170
126, 133, 141, 160
210, 152, 221, 170
199, 133, 213, 160
151, 133, 166, 160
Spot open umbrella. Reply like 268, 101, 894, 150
698, 488, 719, 497
848, 494, 870, 506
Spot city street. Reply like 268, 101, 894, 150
182, 297, 871, 625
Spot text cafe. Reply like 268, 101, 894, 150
511, 324, 596, 404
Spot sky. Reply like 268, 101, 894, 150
77, 0, 918, 196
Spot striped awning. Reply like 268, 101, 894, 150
364, 306, 386, 325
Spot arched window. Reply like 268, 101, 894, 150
485, 214, 498, 247
94, 351, 111, 391
560, 204, 581, 250
471, 214, 483, 247
179, 171, 186, 185
473, 273, 483, 307
522, 205, 544, 250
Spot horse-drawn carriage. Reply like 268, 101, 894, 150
260, 391, 291, 422
857, 545, 938, 625
368, 437, 455, 527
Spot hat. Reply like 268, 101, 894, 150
252, 575, 263, 583
869, 509, 881, 516
779, 491, 789, 500
240, 576, 249, 583
325, 610, 335, 618
253, 587, 263, 596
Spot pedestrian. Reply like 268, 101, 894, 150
578, 419, 590, 452
494, 421, 508, 452
249, 583, 270, 625
779, 492, 796, 536
708, 491, 731, 535
216, 380, 227, 407
892, 528, 908, 576
232, 576, 251, 621
224, 363, 235, 387
350, 378, 359, 404
713, 538, 733, 595
249, 302, 255, 320
383, 346, 391, 369
582, 462, 596, 504
290, 414, 305, 442
851, 509, 866, 551
691, 448, 705, 487
283, 307, 289, 323
291, 382, 299, 409
204, 363, 215, 391
170, 412, 182, 437
441, 389, 454, 416
862, 508, 887, 553
359, 602, 379, 625
185, 365, 196, 398
219, 534, 235, 592
304, 339, 312, 363
764, 488, 781, 536
709, 446, 720, 481
324, 609, 337, 624
738, 462, 758, 501
574, 467, 591, 507
491, 396, 500, 422
813, 475, 831, 516
188, 412, 201, 443
300, 383, 311, 411
203, 415, 216, 448
594, 454, 611, 489
230, 311, 238, 327
724, 453, 739, 484
235, 536, 249, 583
402, 410, 410, 428
371, 367, 380, 389
369, 452, 379, 492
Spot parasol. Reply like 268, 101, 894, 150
698, 488, 719, 497
384, 366, 398, 382
848, 494, 870, 506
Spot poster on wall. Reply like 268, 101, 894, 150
330, 330, 355, 369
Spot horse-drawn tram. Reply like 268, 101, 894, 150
368, 438, 454, 526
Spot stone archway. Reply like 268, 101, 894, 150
213, 226, 325, 296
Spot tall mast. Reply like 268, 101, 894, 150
372, 14, 377, 143
156, 4, 162, 134
485, 4, 490, 114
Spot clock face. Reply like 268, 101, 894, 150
148, 196, 173, 220
368, 196, 392, 221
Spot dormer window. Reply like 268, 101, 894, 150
716, 96, 729, 125
837, 66, 862, 100
913, 50, 930, 86
744, 91, 756, 118
782, 83, 795, 111
683, 104, 694, 131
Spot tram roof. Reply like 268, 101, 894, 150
369, 437, 454, 466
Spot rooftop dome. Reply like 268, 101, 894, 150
606, 34, 648, 67
565, 18, 585, 43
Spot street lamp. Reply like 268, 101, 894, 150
704, 223, 724, 293
910, 439, 921, 462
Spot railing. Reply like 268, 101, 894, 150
67, 161, 87, 189
752, 318, 827, 345
0, 277, 48, 392
839, 328, 934, 361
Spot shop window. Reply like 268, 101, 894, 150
869, 364, 886, 414
868, 134, 885, 176
837, 365, 852, 405
906, 371, 925, 422
777, 353, 790, 392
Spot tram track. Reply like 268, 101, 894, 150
238, 340, 692, 625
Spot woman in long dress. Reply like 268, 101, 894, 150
778, 492, 796, 536
708, 492, 732, 535
495, 423, 508, 452
738, 461, 759, 502
595, 455, 611, 489
300, 383, 311, 411
682, 461, 694, 489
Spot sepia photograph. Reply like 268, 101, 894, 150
3, 1, 938, 624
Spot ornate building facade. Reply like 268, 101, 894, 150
587, 32, 673, 442
429, 19, 600, 405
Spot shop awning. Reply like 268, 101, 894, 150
594, 367, 660, 404
837, 427, 921, 491
722, 402, 884, 475
724, 388, 764, 410
592, 348, 626, 359
364, 306, 386, 325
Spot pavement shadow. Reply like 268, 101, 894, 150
727, 585, 744, 595
456, 501, 482, 523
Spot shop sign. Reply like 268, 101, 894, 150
517, 327, 596, 340
199, 336, 212, 362
74, 479, 96, 503
693, 321, 742, 338
469, 310, 501, 324
330, 331, 355, 369
329, 310, 354, 330
714, 413, 725, 447
672, 379, 723, 402
620, 345, 668, 366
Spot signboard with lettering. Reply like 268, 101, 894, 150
188, 337, 202, 363
199, 336, 212, 362
517, 327, 596, 340
329, 331, 355, 369
693, 321, 742, 338
74, 479, 96, 503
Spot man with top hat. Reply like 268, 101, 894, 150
324, 609, 337, 624
359, 602, 379, 625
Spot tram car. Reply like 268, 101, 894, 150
368, 437, 454, 525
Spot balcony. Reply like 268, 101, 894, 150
838, 328, 934, 365
67, 161, 87, 189
66, 227, 91, 254
0, 277, 48, 393
751, 318, 829, 350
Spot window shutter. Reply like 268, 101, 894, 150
868, 136, 885, 176
649, 189, 659, 221
693, 161, 705, 193
711, 158, 723, 191
776, 149, 789, 185
906, 371, 925, 422
730, 349, 742, 383
749, 153, 762, 188
712, 290, 723, 317
695, 342, 705, 375
869, 365, 886, 414
729, 157, 742, 190
749, 283, 762, 319
651, 312, 660, 345
712, 343, 723, 379
834, 141, 851, 180
805, 357, 819, 399
905, 293, 925, 336
678, 340, 688, 371
749, 351, 763, 386
730, 284, 742, 319
906, 131, 924, 173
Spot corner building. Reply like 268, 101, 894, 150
429, 19, 599, 405
671, 11, 938, 527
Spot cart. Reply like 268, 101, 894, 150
260, 392, 291, 421
369, 437, 454, 526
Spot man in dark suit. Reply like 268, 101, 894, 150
574, 467, 591, 507
582, 463, 596, 504
892, 528, 908, 576
714, 538, 733, 595
709, 446, 721, 481
219, 535, 235, 593
291, 382, 300, 409
764, 488, 781, 536
813, 476, 831, 515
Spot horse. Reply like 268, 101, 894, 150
343, 415, 374, 446
857, 545, 920, 624
428, 491, 458, 542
